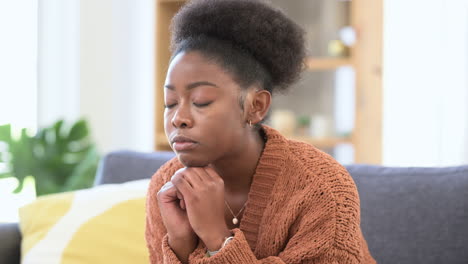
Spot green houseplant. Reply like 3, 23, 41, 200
0, 119, 100, 196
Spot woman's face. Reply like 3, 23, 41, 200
164, 51, 249, 167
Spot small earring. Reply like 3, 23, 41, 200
249, 120, 252, 127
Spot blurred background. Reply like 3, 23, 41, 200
0, 0, 467, 221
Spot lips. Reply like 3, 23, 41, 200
170, 135, 198, 151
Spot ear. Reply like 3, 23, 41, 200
246, 89, 271, 125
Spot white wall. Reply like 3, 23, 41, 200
383, 0, 468, 166
80, 0, 155, 154
79, 0, 114, 152
38, 0, 155, 154
110, 0, 156, 154
38, 0, 80, 126
0, 0, 38, 223
0, 1, 38, 130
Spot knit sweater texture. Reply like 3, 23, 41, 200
146, 126, 376, 263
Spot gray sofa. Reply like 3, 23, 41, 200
1, 150, 467, 264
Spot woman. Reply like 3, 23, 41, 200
145, 0, 376, 263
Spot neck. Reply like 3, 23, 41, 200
210, 128, 265, 194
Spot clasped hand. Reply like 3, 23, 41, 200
157, 167, 231, 253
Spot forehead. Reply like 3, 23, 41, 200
166, 51, 236, 86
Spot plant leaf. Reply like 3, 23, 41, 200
68, 120, 89, 141
0, 124, 12, 143
63, 145, 100, 191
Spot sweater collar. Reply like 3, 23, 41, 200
239, 125, 287, 252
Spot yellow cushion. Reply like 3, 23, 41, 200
19, 179, 150, 264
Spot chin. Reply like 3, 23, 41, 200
176, 153, 211, 167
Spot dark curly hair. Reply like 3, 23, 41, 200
170, 0, 306, 94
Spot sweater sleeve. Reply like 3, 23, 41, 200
181, 223, 360, 264
145, 164, 204, 264
145, 168, 172, 263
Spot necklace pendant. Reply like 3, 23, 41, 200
232, 217, 239, 225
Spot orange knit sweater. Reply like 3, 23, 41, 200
146, 126, 376, 263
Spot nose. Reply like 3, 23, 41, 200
171, 104, 193, 129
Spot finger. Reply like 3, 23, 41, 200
176, 190, 184, 200
159, 181, 175, 193
176, 190, 186, 210
180, 199, 186, 210
178, 168, 204, 189
157, 182, 179, 203
204, 166, 223, 182
171, 173, 194, 199
172, 169, 193, 188
189, 167, 208, 183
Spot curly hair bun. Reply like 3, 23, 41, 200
171, 0, 306, 92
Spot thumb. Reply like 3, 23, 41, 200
177, 190, 186, 210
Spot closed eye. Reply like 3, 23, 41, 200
193, 102, 212, 107
164, 103, 177, 109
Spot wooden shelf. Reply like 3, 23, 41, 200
289, 136, 352, 148
305, 57, 352, 71
155, 133, 172, 151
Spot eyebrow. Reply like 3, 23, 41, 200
164, 81, 219, 90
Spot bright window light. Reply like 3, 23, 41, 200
0, 0, 38, 221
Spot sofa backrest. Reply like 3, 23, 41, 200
94, 150, 175, 185
347, 165, 468, 264
95, 151, 468, 264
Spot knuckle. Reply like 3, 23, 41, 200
158, 182, 169, 193
172, 168, 187, 179
217, 177, 224, 185
156, 192, 164, 201
182, 173, 192, 180
156, 189, 165, 200
171, 175, 182, 184
200, 185, 210, 194
157, 182, 171, 196
206, 181, 215, 187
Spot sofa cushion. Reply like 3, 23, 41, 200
346, 165, 468, 264
19, 179, 150, 264
0, 223, 21, 264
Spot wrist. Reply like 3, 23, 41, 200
168, 234, 198, 250
203, 228, 232, 251
167, 235, 198, 264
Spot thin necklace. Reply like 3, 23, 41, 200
224, 200, 247, 225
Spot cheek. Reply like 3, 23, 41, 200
203, 102, 242, 125
199, 105, 244, 143
163, 112, 175, 152
163, 110, 173, 132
